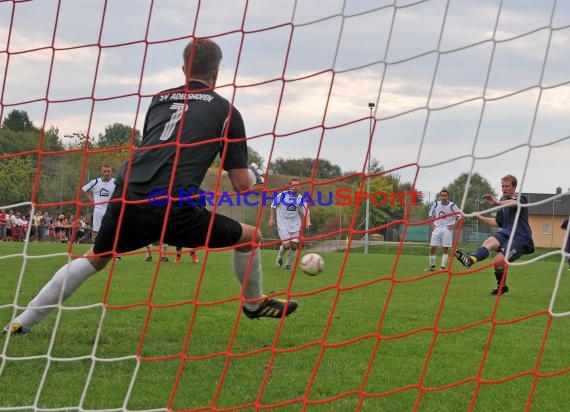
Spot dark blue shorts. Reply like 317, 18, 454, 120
493, 231, 535, 263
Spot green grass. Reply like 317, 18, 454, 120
1, 241, 570, 411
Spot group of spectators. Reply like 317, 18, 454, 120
0, 209, 92, 243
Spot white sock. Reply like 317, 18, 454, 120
285, 249, 295, 267
233, 249, 263, 311
14, 258, 98, 328
146, 245, 152, 257
429, 255, 436, 267
441, 254, 449, 268
277, 245, 285, 259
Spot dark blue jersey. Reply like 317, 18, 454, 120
118, 80, 248, 198
495, 193, 533, 240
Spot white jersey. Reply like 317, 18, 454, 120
429, 200, 460, 227
271, 190, 308, 233
82, 177, 117, 213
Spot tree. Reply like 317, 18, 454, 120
0, 156, 34, 204
1, 110, 37, 132
444, 172, 496, 213
247, 146, 265, 170
97, 123, 141, 147
270, 157, 342, 179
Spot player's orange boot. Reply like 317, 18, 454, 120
190, 251, 199, 263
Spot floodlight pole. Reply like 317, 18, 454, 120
364, 102, 375, 254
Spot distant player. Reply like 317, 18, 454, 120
268, 178, 311, 270
82, 165, 116, 240
455, 175, 535, 295
427, 189, 461, 271
145, 243, 170, 262
175, 247, 199, 264
561, 218, 570, 271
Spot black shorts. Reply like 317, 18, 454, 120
493, 231, 534, 263
93, 188, 243, 255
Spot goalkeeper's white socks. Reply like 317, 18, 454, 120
233, 249, 263, 311
429, 255, 436, 267
277, 245, 285, 259
13, 258, 98, 329
441, 253, 449, 268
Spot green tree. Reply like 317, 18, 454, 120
97, 123, 141, 147
444, 172, 496, 213
0, 156, 34, 204
247, 146, 265, 169
270, 157, 342, 179
212, 145, 266, 169
2, 110, 37, 132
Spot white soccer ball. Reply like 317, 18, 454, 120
300, 253, 324, 276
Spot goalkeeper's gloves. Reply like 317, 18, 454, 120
248, 162, 265, 185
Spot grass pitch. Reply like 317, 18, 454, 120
1, 241, 570, 411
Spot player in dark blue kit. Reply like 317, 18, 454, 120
454, 175, 534, 295
5, 38, 297, 336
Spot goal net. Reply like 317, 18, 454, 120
2, 0, 570, 410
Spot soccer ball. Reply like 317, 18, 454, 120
300, 253, 324, 276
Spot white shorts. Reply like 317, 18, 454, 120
92, 208, 106, 232
430, 227, 453, 248
278, 227, 300, 244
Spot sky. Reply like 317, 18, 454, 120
1, 0, 570, 203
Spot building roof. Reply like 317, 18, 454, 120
522, 191, 570, 216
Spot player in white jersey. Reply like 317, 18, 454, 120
427, 190, 462, 271
268, 178, 311, 270
82, 165, 117, 240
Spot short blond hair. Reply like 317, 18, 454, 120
501, 174, 517, 188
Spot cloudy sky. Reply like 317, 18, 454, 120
1, 0, 569, 202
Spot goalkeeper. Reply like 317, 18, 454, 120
4, 38, 297, 336
454, 175, 534, 296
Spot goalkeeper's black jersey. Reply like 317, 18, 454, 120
118, 80, 248, 198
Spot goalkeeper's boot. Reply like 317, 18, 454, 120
454, 249, 474, 268
490, 285, 509, 296
276, 256, 283, 268
161, 256, 169, 263
242, 297, 298, 319
145, 255, 152, 262
3, 322, 30, 336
